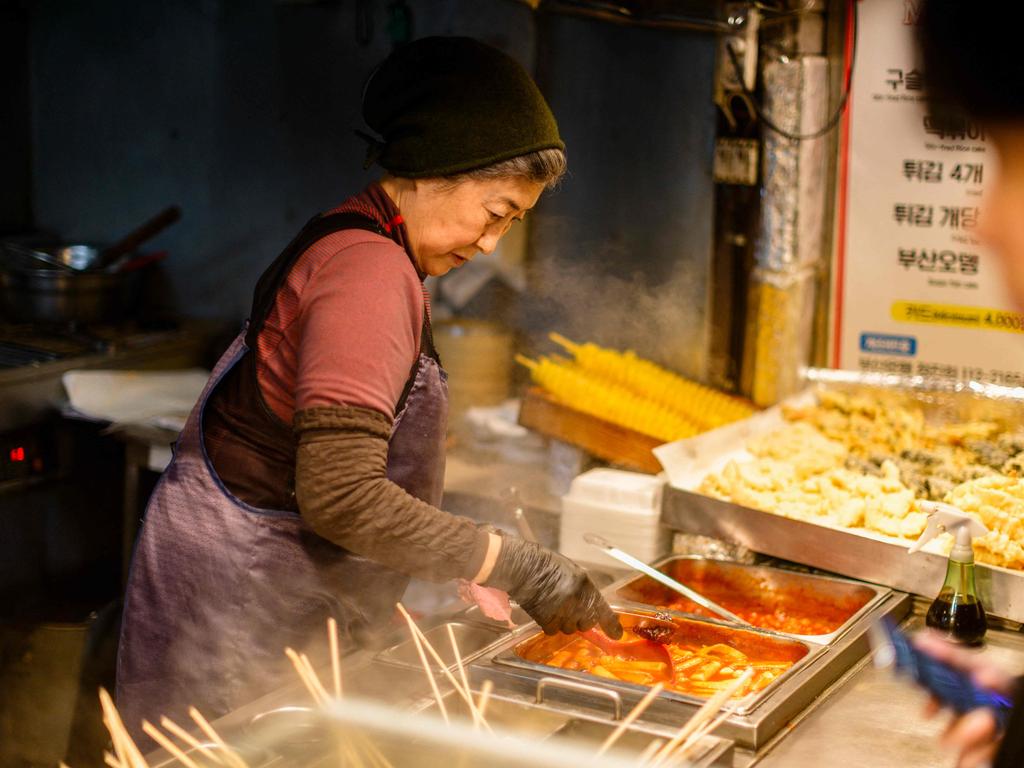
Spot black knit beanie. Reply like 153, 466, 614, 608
359, 36, 564, 178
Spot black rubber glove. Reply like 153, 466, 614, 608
484, 537, 623, 639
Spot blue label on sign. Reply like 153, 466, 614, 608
860, 333, 917, 356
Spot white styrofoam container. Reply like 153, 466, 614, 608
559, 468, 670, 569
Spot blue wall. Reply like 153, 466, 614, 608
28, 0, 717, 375
29, 0, 535, 318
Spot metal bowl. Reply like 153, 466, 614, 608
48, 244, 102, 270
0, 242, 140, 325
0, 241, 105, 271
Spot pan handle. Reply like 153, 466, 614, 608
97, 206, 182, 269
535, 676, 623, 720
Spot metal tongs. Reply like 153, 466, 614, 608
584, 533, 750, 627
502, 487, 538, 543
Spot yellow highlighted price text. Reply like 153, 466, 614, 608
892, 301, 1024, 334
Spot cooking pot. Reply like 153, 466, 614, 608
0, 243, 142, 326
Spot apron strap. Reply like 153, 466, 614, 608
246, 212, 387, 348
242, 206, 438, 421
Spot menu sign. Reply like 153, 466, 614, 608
832, 0, 1024, 385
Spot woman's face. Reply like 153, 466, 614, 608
400, 176, 546, 277
979, 126, 1024, 311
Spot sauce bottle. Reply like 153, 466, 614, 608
910, 501, 989, 645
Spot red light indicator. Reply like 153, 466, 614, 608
9, 447, 25, 462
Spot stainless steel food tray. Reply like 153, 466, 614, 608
413, 686, 734, 767
492, 609, 817, 718
142, 634, 733, 768
608, 554, 890, 646
662, 487, 1024, 623
653, 381, 1024, 623
146, 696, 701, 768
471, 592, 911, 750
375, 619, 507, 672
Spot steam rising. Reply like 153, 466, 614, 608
520, 240, 710, 381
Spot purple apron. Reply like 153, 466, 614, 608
116, 215, 447, 736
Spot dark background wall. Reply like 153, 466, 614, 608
526, 11, 716, 378
0, 3, 32, 233
23, 0, 537, 319
8, 0, 717, 372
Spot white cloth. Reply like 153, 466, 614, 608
62, 368, 209, 432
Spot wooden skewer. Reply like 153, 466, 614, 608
446, 623, 483, 730
341, 737, 368, 768
396, 603, 493, 733
160, 716, 232, 767
103, 721, 133, 768
101, 734, 129, 768
285, 647, 328, 707
328, 617, 343, 700
676, 701, 737, 758
188, 707, 248, 768
514, 354, 538, 370
299, 652, 332, 703
548, 332, 580, 354
639, 739, 665, 764
99, 688, 148, 768
649, 669, 753, 767
98, 700, 128, 768
595, 682, 665, 756
351, 734, 389, 768
324, 619, 372, 767
287, 626, 387, 768
141, 721, 202, 768
332, 726, 368, 768
476, 679, 494, 721
361, 738, 395, 768
395, 606, 449, 724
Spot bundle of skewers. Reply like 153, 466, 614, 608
78, 617, 385, 768
516, 333, 757, 443
77, 607, 742, 767
88, 688, 250, 768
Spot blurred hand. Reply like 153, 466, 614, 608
914, 631, 1016, 768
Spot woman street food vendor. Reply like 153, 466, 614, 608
116, 36, 622, 734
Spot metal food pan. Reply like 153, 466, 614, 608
610, 555, 888, 645
549, 718, 733, 766
663, 485, 1024, 623
162, 688, 731, 768
414, 688, 734, 767
459, 602, 532, 629
493, 609, 817, 717
375, 620, 506, 671
476, 592, 911, 749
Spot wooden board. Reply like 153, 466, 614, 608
518, 387, 662, 474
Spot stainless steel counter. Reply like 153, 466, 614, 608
442, 453, 1024, 766
0, 319, 224, 430
124, 446, 1024, 767
750, 610, 1024, 768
